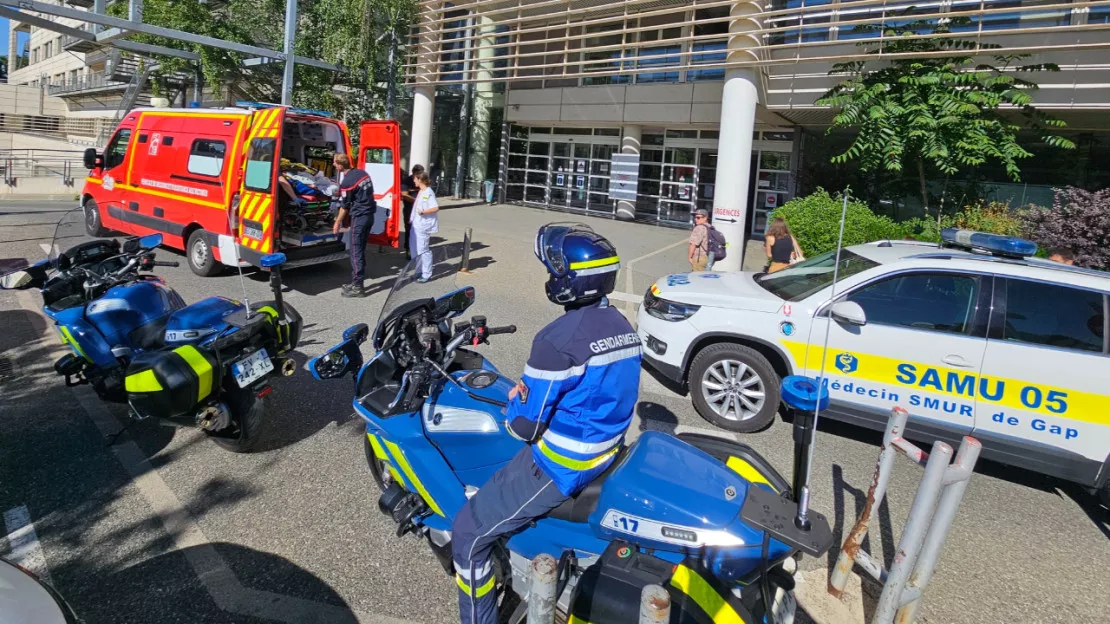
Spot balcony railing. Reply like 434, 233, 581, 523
46, 71, 127, 96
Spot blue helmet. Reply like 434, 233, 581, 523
534, 223, 620, 305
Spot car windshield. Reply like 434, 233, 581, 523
375, 245, 463, 336
756, 250, 879, 301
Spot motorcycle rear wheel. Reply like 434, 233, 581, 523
208, 389, 266, 453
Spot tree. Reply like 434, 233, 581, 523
815, 11, 1075, 213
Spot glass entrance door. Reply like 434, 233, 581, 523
750, 149, 793, 237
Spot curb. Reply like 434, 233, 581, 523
0, 194, 79, 202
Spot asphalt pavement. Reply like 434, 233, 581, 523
1, 200, 1108, 624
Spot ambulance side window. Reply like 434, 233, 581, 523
1000, 279, 1106, 354
845, 272, 981, 335
104, 128, 132, 169
244, 138, 276, 192
188, 139, 226, 177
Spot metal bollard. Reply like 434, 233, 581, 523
639, 584, 671, 624
459, 227, 473, 273
527, 553, 558, 624
828, 407, 982, 624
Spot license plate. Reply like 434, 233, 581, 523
243, 225, 263, 240
232, 349, 274, 388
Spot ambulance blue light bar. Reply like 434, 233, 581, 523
940, 228, 1038, 258
234, 101, 334, 118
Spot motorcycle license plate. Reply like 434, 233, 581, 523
232, 349, 273, 388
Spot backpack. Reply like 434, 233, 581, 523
706, 225, 727, 261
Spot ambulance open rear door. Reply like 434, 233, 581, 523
236, 106, 286, 265
357, 120, 402, 248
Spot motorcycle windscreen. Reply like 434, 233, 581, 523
357, 120, 402, 248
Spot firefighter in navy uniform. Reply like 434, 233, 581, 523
451, 224, 642, 624
332, 153, 376, 298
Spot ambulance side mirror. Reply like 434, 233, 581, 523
830, 301, 867, 326
83, 148, 101, 170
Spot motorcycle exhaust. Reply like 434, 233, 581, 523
276, 357, 296, 377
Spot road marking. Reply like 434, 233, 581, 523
3, 505, 53, 585
12, 288, 412, 624
39, 243, 52, 255
623, 237, 688, 296
607, 290, 643, 304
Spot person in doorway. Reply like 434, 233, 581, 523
332, 153, 376, 297
1048, 248, 1076, 265
764, 217, 803, 273
410, 171, 439, 282
451, 224, 641, 624
688, 209, 711, 271
400, 164, 425, 258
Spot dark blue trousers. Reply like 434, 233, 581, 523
451, 447, 569, 624
349, 213, 373, 285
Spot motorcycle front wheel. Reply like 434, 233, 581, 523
208, 388, 266, 453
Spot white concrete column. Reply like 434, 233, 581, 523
8, 23, 18, 69
467, 15, 498, 190
616, 125, 641, 220
409, 2, 442, 172
711, 2, 763, 272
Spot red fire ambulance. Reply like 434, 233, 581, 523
80, 103, 402, 276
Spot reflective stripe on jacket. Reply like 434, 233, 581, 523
506, 298, 642, 496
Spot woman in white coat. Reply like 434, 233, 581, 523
411, 171, 440, 282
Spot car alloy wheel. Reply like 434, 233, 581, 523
700, 358, 766, 422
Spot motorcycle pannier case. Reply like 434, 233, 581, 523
125, 345, 218, 421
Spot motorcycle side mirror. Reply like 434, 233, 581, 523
343, 323, 370, 345
0, 261, 50, 290
56, 254, 71, 271
83, 148, 99, 170
123, 237, 141, 254
139, 233, 163, 250
309, 340, 357, 380
435, 287, 476, 318
260, 253, 287, 268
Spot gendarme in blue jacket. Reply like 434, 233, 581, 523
507, 298, 642, 496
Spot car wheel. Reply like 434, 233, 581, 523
186, 229, 221, 277
84, 199, 107, 237
364, 434, 396, 492
689, 343, 780, 433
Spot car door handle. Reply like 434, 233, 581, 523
942, 355, 974, 368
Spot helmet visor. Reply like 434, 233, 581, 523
535, 223, 591, 278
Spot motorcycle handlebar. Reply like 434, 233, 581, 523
487, 325, 517, 336
153, 261, 180, 267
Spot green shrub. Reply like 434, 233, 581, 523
773, 188, 902, 256
954, 201, 1025, 237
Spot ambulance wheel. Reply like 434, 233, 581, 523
208, 390, 266, 453
84, 199, 107, 237
689, 343, 780, 433
364, 434, 396, 492
187, 229, 221, 277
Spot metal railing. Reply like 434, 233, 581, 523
0, 113, 116, 143
0, 148, 87, 187
45, 70, 128, 96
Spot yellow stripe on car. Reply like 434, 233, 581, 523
455, 574, 495, 598
726, 457, 776, 492
383, 439, 445, 516
670, 564, 747, 624
537, 440, 620, 471
174, 345, 213, 402
124, 369, 162, 393
367, 434, 404, 485
569, 256, 620, 270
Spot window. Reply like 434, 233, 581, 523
846, 273, 981, 335
104, 128, 133, 170
244, 138, 276, 192
187, 139, 227, 177
757, 250, 879, 301
1001, 279, 1105, 353
363, 148, 393, 164
690, 7, 728, 81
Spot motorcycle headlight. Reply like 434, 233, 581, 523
643, 290, 700, 322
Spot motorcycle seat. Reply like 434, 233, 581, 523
547, 447, 626, 524
128, 316, 168, 351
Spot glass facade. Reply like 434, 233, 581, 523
505, 125, 795, 235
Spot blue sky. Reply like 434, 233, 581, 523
1, 18, 9, 55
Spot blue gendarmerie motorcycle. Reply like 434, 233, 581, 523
310, 248, 832, 623
1, 208, 302, 452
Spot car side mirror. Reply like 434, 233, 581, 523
830, 301, 867, 326
83, 148, 99, 170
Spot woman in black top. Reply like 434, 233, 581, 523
764, 217, 802, 273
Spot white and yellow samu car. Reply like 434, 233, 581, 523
638, 230, 1110, 504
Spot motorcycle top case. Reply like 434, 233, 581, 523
125, 345, 218, 421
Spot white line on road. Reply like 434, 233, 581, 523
3, 505, 53, 585
606, 290, 643, 304
624, 237, 689, 295
39, 243, 52, 255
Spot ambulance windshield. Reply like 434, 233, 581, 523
756, 250, 878, 301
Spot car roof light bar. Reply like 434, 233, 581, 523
940, 228, 1038, 259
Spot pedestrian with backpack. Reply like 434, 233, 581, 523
689, 209, 728, 272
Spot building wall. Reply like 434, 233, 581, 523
7, 4, 91, 89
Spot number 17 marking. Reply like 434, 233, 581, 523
617, 517, 639, 532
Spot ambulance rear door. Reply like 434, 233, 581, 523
357, 120, 402, 248
236, 106, 285, 264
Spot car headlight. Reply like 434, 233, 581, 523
643, 289, 700, 322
